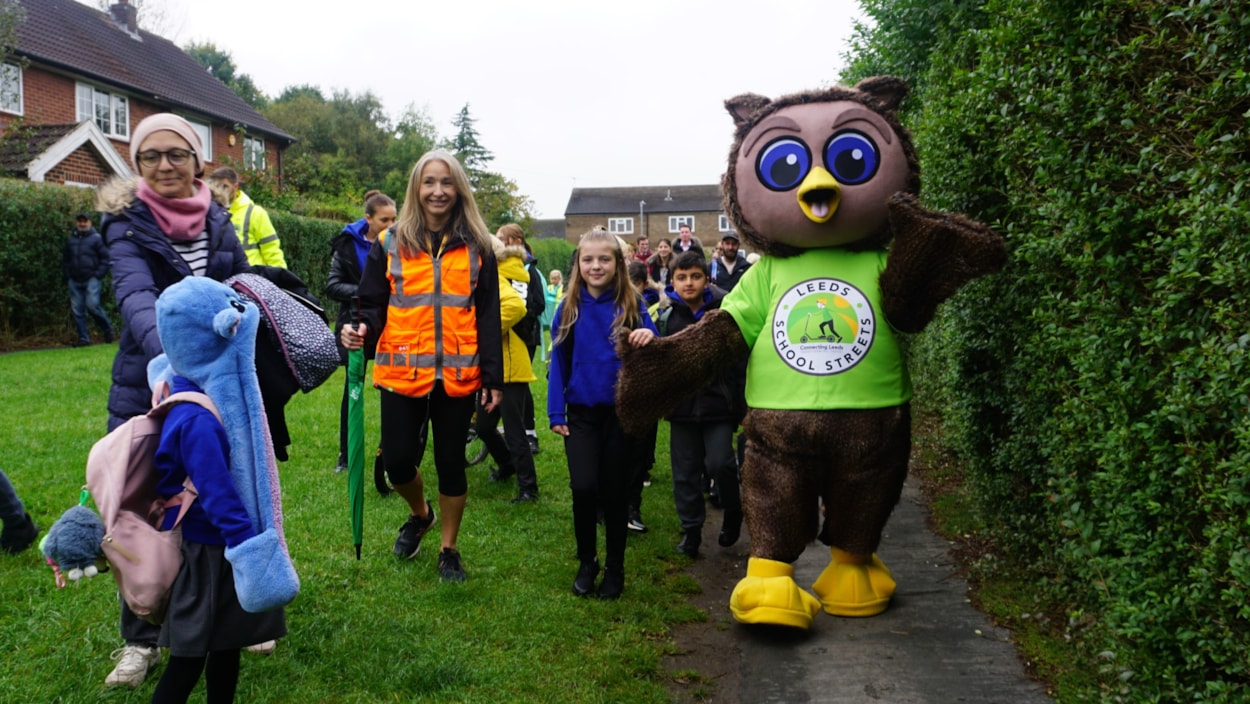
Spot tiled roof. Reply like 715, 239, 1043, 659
564, 184, 724, 216
12, 0, 294, 143
532, 218, 565, 240
0, 122, 77, 173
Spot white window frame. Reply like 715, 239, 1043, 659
243, 135, 266, 170
668, 215, 695, 233
608, 217, 633, 235
185, 119, 213, 163
0, 62, 22, 115
719, 214, 732, 231
75, 83, 129, 138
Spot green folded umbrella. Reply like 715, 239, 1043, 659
346, 302, 366, 559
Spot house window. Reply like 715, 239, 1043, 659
0, 62, 22, 115
719, 214, 731, 231
668, 216, 695, 233
186, 119, 212, 163
608, 217, 633, 235
76, 83, 129, 138
244, 136, 266, 170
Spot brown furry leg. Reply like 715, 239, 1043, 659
741, 409, 824, 563
817, 405, 912, 555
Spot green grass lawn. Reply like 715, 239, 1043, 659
0, 344, 698, 703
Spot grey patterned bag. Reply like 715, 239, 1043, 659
227, 273, 339, 392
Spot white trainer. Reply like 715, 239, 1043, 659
245, 640, 277, 655
104, 644, 160, 688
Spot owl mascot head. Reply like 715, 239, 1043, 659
617, 77, 1005, 630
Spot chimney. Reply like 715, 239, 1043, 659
109, 1, 139, 35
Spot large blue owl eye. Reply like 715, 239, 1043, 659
755, 137, 812, 191
824, 130, 879, 185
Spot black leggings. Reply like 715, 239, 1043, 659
564, 405, 631, 570
379, 386, 475, 496
151, 650, 240, 704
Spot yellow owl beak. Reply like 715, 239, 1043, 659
797, 166, 842, 224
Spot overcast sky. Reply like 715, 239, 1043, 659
145, 0, 865, 219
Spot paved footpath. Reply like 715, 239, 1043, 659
687, 478, 1054, 703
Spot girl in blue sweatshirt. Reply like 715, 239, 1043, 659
151, 375, 285, 703
548, 229, 657, 598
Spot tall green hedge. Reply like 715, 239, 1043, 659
0, 180, 99, 344
847, 0, 1249, 700
0, 178, 341, 348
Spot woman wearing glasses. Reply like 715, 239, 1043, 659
94, 113, 256, 691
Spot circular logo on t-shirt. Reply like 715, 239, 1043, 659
771, 278, 875, 375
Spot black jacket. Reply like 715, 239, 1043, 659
662, 286, 747, 424
64, 226, 109, 282
326, 228, 372, 361
709, 252, 752, 292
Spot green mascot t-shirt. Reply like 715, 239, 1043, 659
721, 248, 912, 410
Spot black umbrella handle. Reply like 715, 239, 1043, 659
352, 295, 361, 331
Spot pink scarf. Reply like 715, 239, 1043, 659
136, 179, 211, 241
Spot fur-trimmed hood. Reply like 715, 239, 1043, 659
94, 176, 141, 215
496, 243, 530, 284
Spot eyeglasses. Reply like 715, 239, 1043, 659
136, 148, 196, 168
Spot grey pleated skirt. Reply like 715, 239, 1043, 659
158, 541, 287, 657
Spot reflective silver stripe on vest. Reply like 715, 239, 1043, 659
389, 292, 472, 309
375, 352, 478, 368
241, 203, 253, 247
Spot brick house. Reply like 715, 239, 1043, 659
562, 184, 735, 250
0, 0, 293, 186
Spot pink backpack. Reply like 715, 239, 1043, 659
87, 392, 220, 625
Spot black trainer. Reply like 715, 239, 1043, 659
676, 528, 701, 558
573, 558, 599, 596
597, 566, 624, 599
626, 508, 648, 533
393, 501, 436, 558
718, 509, 742, 547
527, 434, 540, 456
438, 547, 466, 582
488, 466, 515, 483
510, 492, 538, 504
0, 512, 38, 555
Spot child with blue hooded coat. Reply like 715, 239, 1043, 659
548, 229, 657, 599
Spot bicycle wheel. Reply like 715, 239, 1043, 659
465, 426, 489, 466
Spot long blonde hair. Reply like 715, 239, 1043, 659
392, 150, 491, 257
553, 228, 643, 346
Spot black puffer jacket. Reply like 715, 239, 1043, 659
63, 226, 109, 282
326, 225, 374, 361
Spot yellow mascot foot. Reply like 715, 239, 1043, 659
729, 558, 822, 629
811, 549, 896, 617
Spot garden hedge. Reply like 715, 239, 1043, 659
846, 0, 1249, 700
0, 178, 341, 348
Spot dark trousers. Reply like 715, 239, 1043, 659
379, 385, 475, 497
121, 596, 160, 646
477, 382, 538, 495
670, 420, 741, 531
627, 421, 658, 514
522, 343, 537, 433
565, 405, 631, 570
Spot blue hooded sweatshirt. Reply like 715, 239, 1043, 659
547, 286, 657, 427
154, 376, 257, 548
342, 218, 373, 273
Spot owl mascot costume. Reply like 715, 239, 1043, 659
617, 77, 1005, 629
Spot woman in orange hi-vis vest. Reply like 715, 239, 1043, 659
340, 150, 503, 582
